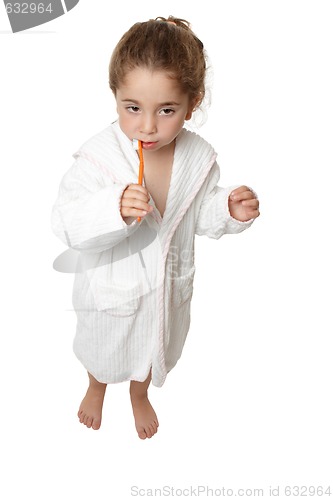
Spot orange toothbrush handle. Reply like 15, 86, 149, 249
137, 140, 144, 222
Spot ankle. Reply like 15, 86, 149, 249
87, 381, 107, 395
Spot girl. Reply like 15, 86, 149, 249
51, 16, 260, 439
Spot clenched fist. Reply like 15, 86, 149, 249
228, 186, 260, 222
121, 184, 154, 221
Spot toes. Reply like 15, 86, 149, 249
78, 410, 85, 424
135, 418, 159, 439
92, 418, 101, 430
85, 416, 93, 428
140, 425, 152, 438
77, 409, 101, 430
144, 423, 159, 438
138, 430, 147, 439
146, 428, 153, 439
148, 424, 156, 436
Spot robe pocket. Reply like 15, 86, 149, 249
93, 281, 142, 317
171, 266, 196, 307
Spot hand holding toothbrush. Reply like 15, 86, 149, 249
120, 184, 153, 222
120, 139, 153, 223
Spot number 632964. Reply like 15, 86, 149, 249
5, 3, 53, 14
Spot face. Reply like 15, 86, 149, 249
115, 67, 194, 153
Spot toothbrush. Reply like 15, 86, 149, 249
131, 139, 152, 293
132, 139, 145, 222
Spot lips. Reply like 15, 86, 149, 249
142, 141, 158, 150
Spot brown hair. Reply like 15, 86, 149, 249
109, 16, 206, 108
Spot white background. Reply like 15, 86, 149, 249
1, 0, 332, 498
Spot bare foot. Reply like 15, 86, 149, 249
130, 393, 159, 439
78, 374, 106, 430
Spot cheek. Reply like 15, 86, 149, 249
173, 114, 188, 132
167, 113, 186, 129
118, 112, 131, 129
117, 112, 133, 139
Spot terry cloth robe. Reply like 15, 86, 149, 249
51, 121, 254, 387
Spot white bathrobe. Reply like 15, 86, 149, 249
51, 121, 253, 387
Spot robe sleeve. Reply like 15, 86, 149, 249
51, 156, 139, 253
195, 162, 255, 239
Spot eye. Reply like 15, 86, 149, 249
127, 106, 140, 113
159, 108, 174, 116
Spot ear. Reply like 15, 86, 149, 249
185, 95, 201, 121
185, 108, 193, 121
114, 90, 119, 114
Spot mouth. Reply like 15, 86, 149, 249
142, 141, 158, 150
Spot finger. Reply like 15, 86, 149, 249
244, 205, 260, 218
241, 198, 259, 208
121, 207, 150, 219
125, 184, 150, 197
230, 189, 256, 202
230, 185, 249, 197
123, 188, 150, 203
248, 208, 260, 219
121, 197, 152, 213
124, 184, 149, 196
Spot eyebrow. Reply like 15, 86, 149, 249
121, 99, 181, 106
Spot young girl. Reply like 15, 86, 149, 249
51, 16, 259, 439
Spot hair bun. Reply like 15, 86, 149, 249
155, 16, 203, 48
155, 16, 191, 31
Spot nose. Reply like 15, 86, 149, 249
140, 113, 157, 135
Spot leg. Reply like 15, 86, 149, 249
130, 370, 159, 439
77, 372, 107, 430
